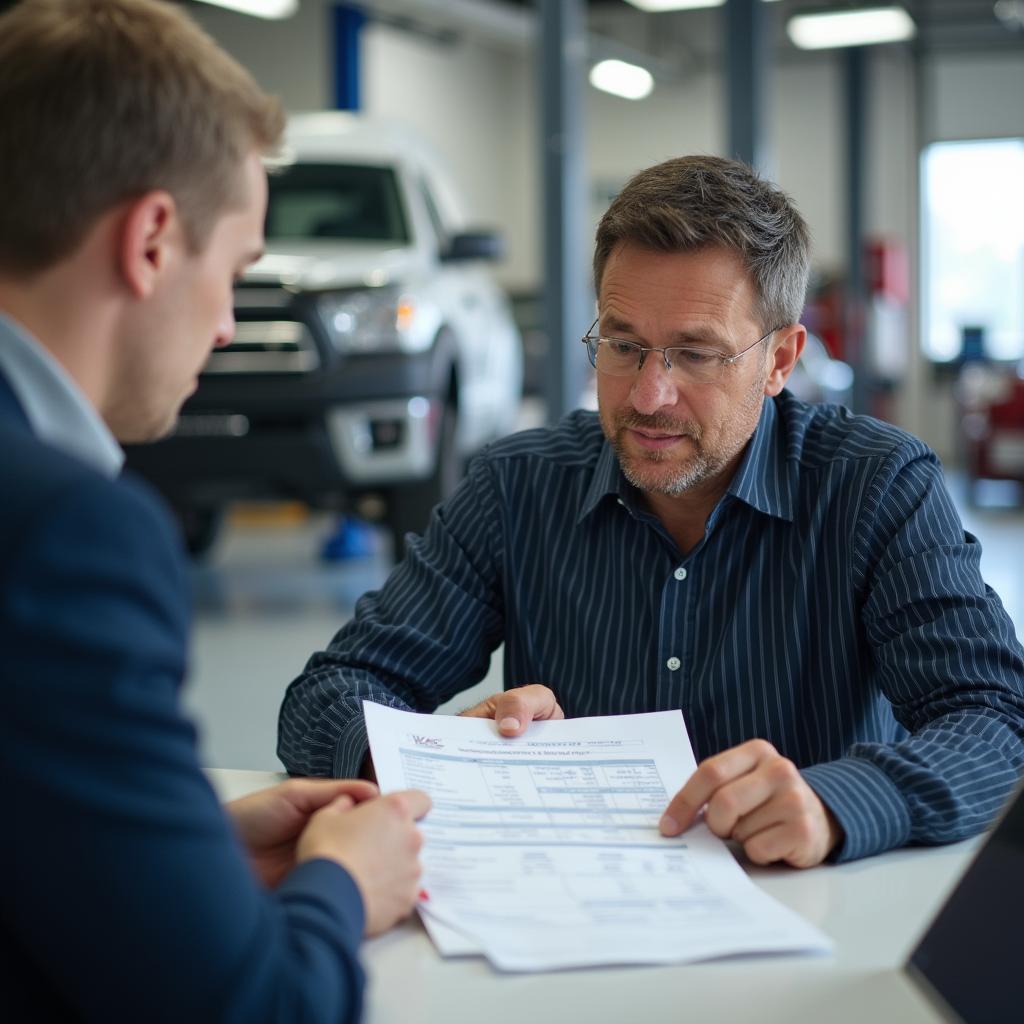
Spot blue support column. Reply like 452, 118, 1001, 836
724, 0, 769, 172
845, 46, 868, 415
539, 0, 589, 422
332, 4, 364, 111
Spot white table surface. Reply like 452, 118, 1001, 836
209, 768, 971, 1024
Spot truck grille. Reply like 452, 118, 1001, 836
204, 319, 320, 374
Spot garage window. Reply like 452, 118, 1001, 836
921, 138, 1024, 362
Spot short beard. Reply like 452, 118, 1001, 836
608, 411, 720, 497
605, 365, 768, 498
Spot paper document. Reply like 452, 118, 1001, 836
364, 701, 832, 971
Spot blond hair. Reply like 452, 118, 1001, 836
0, 0, 284, 275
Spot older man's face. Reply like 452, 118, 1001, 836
596, 243, 773, 499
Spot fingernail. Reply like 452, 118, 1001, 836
499, 716, 520, 732
659, 814, 679, 836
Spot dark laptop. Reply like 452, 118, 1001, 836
905, 777, 1024, 1023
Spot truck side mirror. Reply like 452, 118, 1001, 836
441, 230, 504, 263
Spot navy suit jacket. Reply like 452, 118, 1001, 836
0, 371, 366, 1022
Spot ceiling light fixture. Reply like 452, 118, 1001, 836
589, 59, 655, 101
625, 0, 723, 10
787, 6, 916, 50
624, 0, 782, 10
192, 0, 299, 20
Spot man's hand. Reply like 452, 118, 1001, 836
227, 778, 379, 888
459, 684, 565, 737
659, 740, 843, 869
297, 789, 432, 936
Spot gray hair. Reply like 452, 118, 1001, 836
593, 155, 811, 330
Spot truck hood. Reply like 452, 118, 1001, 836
244, 241, 424, 290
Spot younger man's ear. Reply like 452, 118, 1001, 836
118, 190, 179, 299
764, 325, 806, 397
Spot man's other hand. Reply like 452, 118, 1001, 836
227, 778, 379, 888
459, 684, 565, 736
659, 740, 843, 869
296, 788, 432, 936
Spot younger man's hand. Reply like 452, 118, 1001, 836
226, 778, 379, 888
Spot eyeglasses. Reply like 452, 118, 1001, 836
581, 318, 780, 385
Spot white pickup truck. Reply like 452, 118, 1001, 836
126, 112, 523, 558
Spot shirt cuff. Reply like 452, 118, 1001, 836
333, 712, 371, 780
800, 757, 912, 863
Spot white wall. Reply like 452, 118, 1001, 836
361, 23, 538, 290
189, 1, 332, 111
925, 53, 1024, 144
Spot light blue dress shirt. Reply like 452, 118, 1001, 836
0, 313, 123, 478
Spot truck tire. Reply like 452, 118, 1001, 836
177, 505, 224, 560
387, 401, 459, 562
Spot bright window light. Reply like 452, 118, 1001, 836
192, 0, 298, 19
921, 139, 1024, 361
787, 6, 915, 49
589, 60, 654, 101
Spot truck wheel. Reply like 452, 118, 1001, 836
387, 402, 459, 561
177, 505, 224, 560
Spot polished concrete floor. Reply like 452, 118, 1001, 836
187, 475, 1024, 772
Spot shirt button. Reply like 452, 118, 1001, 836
666, 657, 681, 671
674, 567, 687, 581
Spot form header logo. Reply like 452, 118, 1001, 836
411, 734, 443, 748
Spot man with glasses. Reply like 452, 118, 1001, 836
280, 156, 1024, 868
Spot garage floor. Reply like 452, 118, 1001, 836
185, 478, 1024, 772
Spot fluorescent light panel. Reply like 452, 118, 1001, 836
626, 0, 723, 10
589, 59, 655, 101
625, 0, 782, 10
787, 6, 916, 49
192, 0, 298, 19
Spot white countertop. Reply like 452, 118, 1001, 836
209, 768, 970, 1024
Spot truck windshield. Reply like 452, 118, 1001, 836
266, 163, 410, 243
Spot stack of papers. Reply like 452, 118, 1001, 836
364, 702, 832, 972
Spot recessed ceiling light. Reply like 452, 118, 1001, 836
589, 59, 655, 101
787, 6, 916, 50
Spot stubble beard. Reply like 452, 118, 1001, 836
609, 412, 717, 497
605, 372, 768, 498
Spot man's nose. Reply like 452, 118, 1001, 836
630, 351, 678, 414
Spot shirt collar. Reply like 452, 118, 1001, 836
577, 396, 795, 525
577, 437, 623, 524
0, 314, 124, 478
723, 395, 795, 521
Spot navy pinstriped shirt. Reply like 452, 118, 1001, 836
279, 391, 1024, 862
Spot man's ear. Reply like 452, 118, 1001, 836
118, 190, 180, 299
763, 325, 806, 397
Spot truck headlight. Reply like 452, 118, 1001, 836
316, 288, 428, 354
